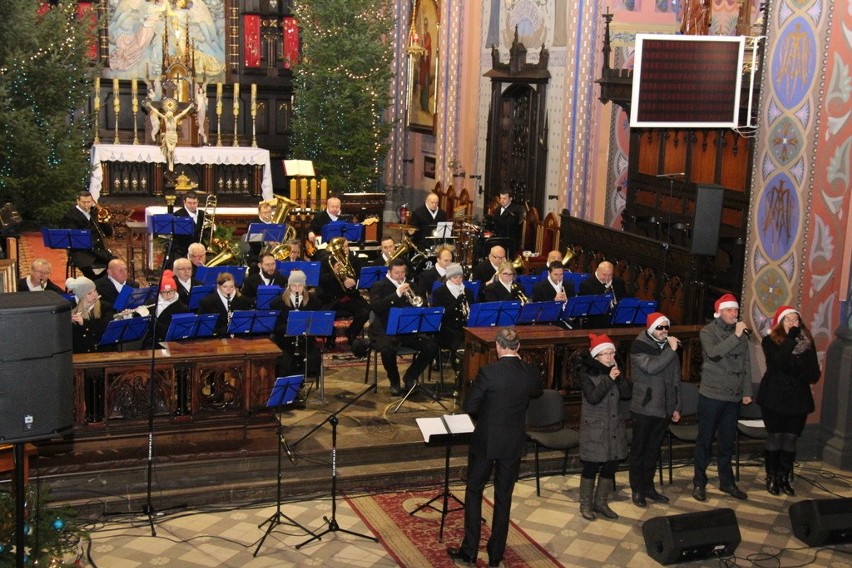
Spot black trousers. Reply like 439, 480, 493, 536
629, 412, 667, 492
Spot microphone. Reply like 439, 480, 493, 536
656, 172, 685, 178
280, 435, 296, 464
742, 328, 752, 336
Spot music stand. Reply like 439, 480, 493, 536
149, 214, 193, 268
256, 285, 284, 310
164, 313, 220, 341
516, 301, 565, 325
563, 294, 612, 328
114, 285, 158, 312
516, 274, 540, 296
386, 306, 447, 413
187, 285, 216, 310
285, 310, 336, 403
253, 375, 315, 556
99, 316, 151, 347
610, 298, 658, 326
357, 265, 388, 289
564, 272, 591, 292
246, 223, 287, 243
321, 221, 362, 243
433, 221, 454, 239
196, 265, 246, 287
467, 301, 521, 327
276, 261, 321, 286
412, 414, 474, 541
227, 310, 280, 335
41, 227, 92, 250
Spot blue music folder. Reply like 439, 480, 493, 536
188, 285, 216, 310
164, 313, 220, 340
99, 316, 151, 346
41, 227, 92, 249
516, 274, 540, 297
358, 265, 388, 289
564, 294, 612, 319
611, 298, 658, 326
276, 261, 321, 286
114, 285, 157, 311
285, 310, 336, 337
321, 221, 362, 243
467, 301, 521, 327
266, 375, 305, 407
148, 214, 194, 236
256, 285, 283, 309
227, 310, 280, 335
516, 301, 565, 325
246, 222, 287, 243
564, 272, 591, 292
464, 280, 481, 299
387, 307, 445, 335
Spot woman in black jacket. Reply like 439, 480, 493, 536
757, 306, 821, 496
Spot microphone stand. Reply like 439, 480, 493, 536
294, 384, 378, 549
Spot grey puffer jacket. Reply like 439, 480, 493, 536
629, 331, 681, 419
699, 317, 752, 402
579, 352, 630, 463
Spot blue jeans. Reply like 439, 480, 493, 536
693, 394, 740, 488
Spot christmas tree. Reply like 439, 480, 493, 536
290, 0, 394, 194
0, 0, 98, 224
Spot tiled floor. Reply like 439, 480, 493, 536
70, 460, 851, 567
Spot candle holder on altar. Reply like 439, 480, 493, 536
131, 83, 140, 145
215, 86, 223, 147
113, 84, 121, 145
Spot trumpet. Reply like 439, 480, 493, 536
402, 285, 424, 307
112, 303, 155, 320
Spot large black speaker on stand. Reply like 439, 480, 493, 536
789, 498, 852, 547
643, 508, 741, 565
0, 292, 74, 443
690, 184, 725, 256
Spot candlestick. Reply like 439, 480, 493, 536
232, 83, 240, 147
310, 178, 317, 209
131, 80, 139, 145
215, 83, 223, 146
93, 77, 100, 144
112, 78, 120, 144
300, 178, 307, 206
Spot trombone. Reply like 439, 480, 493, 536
200, 194, 217, 246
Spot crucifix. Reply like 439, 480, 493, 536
142, 77, 196, 172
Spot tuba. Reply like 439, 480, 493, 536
200, 194, 217, 246
327, 236, 357, 286
269, 193, 299, 224
258, 194, 298, 259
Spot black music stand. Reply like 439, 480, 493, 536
387, 306, 447, 413
516, 300, 564, 325
294, 384, 379, 549
467, 300, 521, 327
227, 310, 280, 336
357, 265, 387, 289
99, 316, 151, 348
256, 285, 284, 309
253, 375, 315, 557
285, 310, 336, 403
412, 414, 474, 541
563, 294, 612, 328
164, 313, 220, 341
321, 221, 363, 243
277, 261, 321, 285
42, 227, 92, 277
610, 298, 658, 326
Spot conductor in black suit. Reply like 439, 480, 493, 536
447, 327, 542, 568
485, 191, 524, 256
171, 191, 206, 264
578, 261, 629, 328
60, 190, 115, 280
409, 192, 447, 248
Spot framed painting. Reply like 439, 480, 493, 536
423, 156, 436, 179
407, 0, 440, 134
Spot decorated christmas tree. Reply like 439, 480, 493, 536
290, 0, 394, 194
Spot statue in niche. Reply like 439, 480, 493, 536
680, 0, 711, 35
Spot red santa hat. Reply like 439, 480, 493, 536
646, 311, 669, 332
713, 293, 739, 318
772, 306, 799, 328
589, 333, 615, 358
160, 270, 177, 293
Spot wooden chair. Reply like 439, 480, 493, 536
455, 187, 473, 219
536, 212, 560, 256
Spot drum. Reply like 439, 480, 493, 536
410, 253, 436, 273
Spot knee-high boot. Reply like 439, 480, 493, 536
593, 477, 619, 520
765, 450, 780, 495
777, 450, 796, 496
579, 477, 596, 521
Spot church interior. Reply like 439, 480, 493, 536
0, 0, 850, 566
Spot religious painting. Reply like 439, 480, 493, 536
407, 0, 440, 134
423, 155, 436, 179
106, 0, 227, 82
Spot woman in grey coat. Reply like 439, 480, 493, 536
578, 333, 631, 521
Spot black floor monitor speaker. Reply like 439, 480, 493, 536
691, 184, 724, 256
643, 508, 741, 565
789, 498, 852, 547
0, 292, 74, 443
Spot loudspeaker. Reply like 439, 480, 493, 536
0, 292, 74, 443
690, 184, 724, 256
789, 498, 852, 547
643, 508, 741, 565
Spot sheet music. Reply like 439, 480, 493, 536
416, 414, 474, 443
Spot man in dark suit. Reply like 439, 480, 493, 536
171, 191, 206, 264
307, 196, 342, 248
447, 327, 541, 568
531, 262, 574, 302
369, 258, 437, 396
95, 258, 140, 316
416, 244, 453, 299
470, 245, 506, 284
409, 192, 447, 248
485, 191, 524, 256
578, 261, 629, 328
60, 190, 115, 280
241, 252, 287, 302
172, 257, 200, 308
18, 259, 64, 293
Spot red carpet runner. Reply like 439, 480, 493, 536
348, 489, 564, 567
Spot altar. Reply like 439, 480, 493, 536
89, 144, 274, 201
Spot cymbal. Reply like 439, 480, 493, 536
385, 223, 416, 231
452, 215, 474, 221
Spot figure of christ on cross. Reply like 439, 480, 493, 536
143, 95, 196, 171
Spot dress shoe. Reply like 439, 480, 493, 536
446, 547, 475, 565
488, 560, 504, 568
692, 484, 707, 502
631, 491, 647, 508
389, 385, 401, 397
720, 484, 748, 500
644, 489, 669, 503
